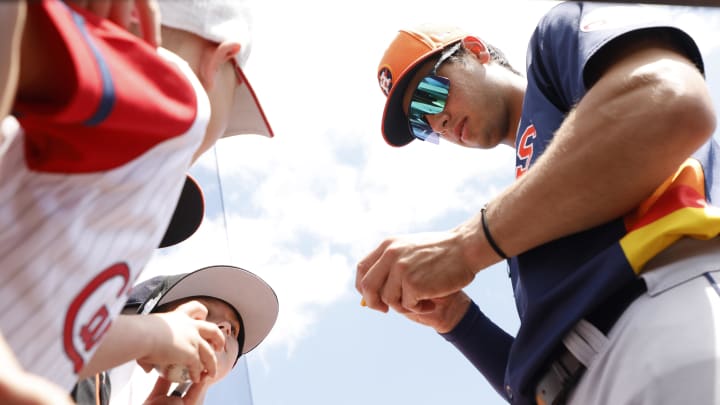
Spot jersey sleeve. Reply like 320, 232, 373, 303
440, 301, 514, 400
526, 2, 704, 113
13, 0, 200, 173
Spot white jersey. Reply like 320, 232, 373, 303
0, 1, 210, 390
108, 362, 164, 405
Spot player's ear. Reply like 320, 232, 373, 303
462, 36, 491, 64
198, 41, 241, 89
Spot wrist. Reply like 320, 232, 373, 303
456, 213, 498, 274
436, 294, 472, 334
135, 315, 162, 360
481, 205, 508, 260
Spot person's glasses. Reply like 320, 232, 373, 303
407, 42, 462, 144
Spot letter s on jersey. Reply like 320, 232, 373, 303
516, 124, 536, 178
63, 263, 131, 373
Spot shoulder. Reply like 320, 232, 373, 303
533, 1, 582, 39
532, 3, 703, 87
578, 4, 704, 87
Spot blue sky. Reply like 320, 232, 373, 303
139, 2, 720, 404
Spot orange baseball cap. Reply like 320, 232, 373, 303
377, 23, 469, 147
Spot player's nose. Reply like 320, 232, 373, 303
426, 111, 451, 136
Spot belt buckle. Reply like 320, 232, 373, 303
535, 350, 585, 405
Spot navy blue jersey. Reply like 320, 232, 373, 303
443, 2, 720, 404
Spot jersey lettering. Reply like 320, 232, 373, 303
80, 305, 111, 351
516, 124, 536, 178
63, 263, 131, 373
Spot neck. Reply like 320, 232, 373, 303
160, 26, 207, 76
504, 71, 527, 147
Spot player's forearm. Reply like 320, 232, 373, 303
477, 47, 715, 262
440, 301, 513, 397
0, 1, 26, 121
79, 315, 156, 379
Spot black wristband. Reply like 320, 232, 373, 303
481, 206, 508, 260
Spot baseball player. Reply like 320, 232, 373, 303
72, 265, 279, 405
0, 0, 273, 400
357, 2, 720, 404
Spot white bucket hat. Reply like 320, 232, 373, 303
127, 265, 279, 357
159, 0, 274, 138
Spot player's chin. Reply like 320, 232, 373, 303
455, 127, 487, 148
477, 129, 504, 149
455, 134, 484, 149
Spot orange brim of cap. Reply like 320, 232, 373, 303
381, 39, 463, 147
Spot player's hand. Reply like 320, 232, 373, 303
66, 0, 161, 47
136, 300, 226, 384
356, 231, 477, 314
142, 376, 209, 405
402, 291, 473, 334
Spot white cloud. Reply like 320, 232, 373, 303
169, 138, 517, 364
145, 1, 720, 374
667, 6, 720, 52
145, 0, 559, 365
144, 210, 354, 357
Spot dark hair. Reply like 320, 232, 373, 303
451, 42, 522, 76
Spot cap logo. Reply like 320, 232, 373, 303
378, 67, 393, 96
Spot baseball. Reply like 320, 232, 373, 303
155, 364, 190, 383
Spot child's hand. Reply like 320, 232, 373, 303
136, 300, 226, 383
142, 376, 209, 405
65, 0, 161, 47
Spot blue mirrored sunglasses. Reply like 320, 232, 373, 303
407, 42, 463, 144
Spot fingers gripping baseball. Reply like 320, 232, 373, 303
355, 239, 391, 294
357, 240, 396, 313
176, 300, 225, 353
173, 301, 225, 381
357, 238, 429, 313
403, 292, 472, 333
137, 301, 224, 383
144, 376, 209, 405
357, 232, 477, 314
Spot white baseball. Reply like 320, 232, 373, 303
155, 364, 190, 383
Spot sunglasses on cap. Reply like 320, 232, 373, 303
407, 41, 463, 144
